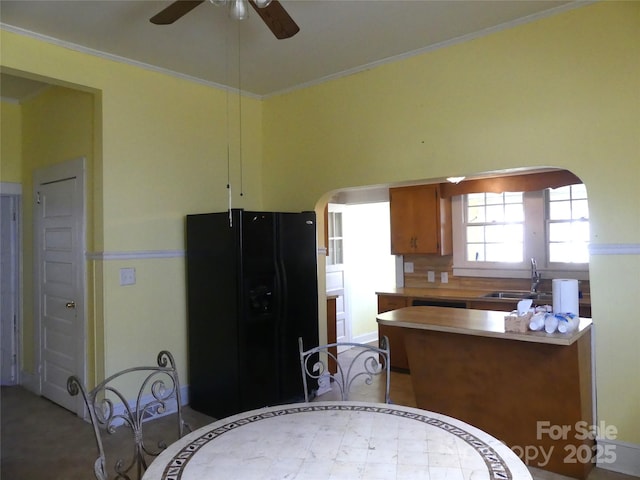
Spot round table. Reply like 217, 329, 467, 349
142, 401, 532, 480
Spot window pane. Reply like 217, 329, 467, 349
333, 212, 343, 236
549, 201, 572, 220
467, 205, 485, 223
549, 222, 570, 242
550, 242, 589, 263
571, 184, 588, 199
504, 203, 524, 222
573, 221, 590, 241
572, 199, 589, 219
467, 245, 484, 262
485, 193, 504, 205
486, 243, 522, 262
467, 225, 484, 243
549, 185, 571, 201
504, 224, 523, 242
485, 225, 504, 243
467, 193, 485, 206
485, 205, 504, 223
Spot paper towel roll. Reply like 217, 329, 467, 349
552, 279, 579, 315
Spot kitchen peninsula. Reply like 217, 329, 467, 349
377, 306, 594, 479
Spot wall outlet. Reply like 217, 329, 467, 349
427, 271, 435, 283
404, 262, 414, 273
120, 267, 136, 286
441, 272, 449, 284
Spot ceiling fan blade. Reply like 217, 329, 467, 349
249, 0, 300, 39
150, 0, 205, 25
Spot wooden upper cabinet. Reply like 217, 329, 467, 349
389, 184, 452, 255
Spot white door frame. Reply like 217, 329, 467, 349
33, 158, 87, 415
0, 182, 22, 386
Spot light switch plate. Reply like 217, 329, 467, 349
427, 271, 435, 283
404, 262, 414, 273
120, 267, 136, 286
441, 272, 449, 284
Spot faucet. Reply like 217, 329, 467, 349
530, 258, 541, 292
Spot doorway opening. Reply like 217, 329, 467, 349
326, 201, 396, 347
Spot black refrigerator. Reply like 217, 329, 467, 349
185, 209, 319, 418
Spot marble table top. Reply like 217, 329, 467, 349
142, 401, 532, 480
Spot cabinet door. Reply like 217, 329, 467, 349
377, 295, 410, 370
389, 184, 451, 255
412, 185, 440, 253
377, 295, 408, 313
389, 187, 418, 254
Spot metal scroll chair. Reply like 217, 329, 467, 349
298, 336, 391, 403
67, 350, 188, 480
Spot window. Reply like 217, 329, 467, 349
547, 184, 589, 263
465, 192, 524, 263
452, 184, 589, 279
326, 211, 343, 266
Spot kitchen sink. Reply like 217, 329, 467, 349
483, 291, 553, 302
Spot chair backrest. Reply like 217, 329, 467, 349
298, 336, 391, 403
67, 350, 188, 480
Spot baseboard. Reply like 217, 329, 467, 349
597, 438, 640, 476
88, 384, 191, 427
352, 331, 379, 345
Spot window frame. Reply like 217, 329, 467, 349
452, 189, 589, 281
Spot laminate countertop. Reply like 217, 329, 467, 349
376, 305, 592, 346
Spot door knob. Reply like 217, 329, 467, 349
66, 301, 76, 309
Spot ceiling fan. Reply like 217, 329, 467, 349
150, 0, 300, 39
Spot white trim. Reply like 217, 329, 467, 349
1, 1, 590, 99
352, 331, 378, 346
596, 438, 640, 477
0, 23, 261, 100
105, 384, 190, 427
263, 1, 593, 98
589, 244, 640, 255
87, 250, 185, 261
0, 182, 22, 195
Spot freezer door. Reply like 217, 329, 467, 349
277, 212, 319, 401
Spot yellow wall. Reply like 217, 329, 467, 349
1, 0, 638, 447
0, 101, 22, 182
1, 29, 263, 383
262, 2, 640, 443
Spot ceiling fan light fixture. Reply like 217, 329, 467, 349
229, 0, 249, 20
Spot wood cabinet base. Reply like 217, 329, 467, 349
404, 328, 594, 479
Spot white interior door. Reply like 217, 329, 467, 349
34, 158, 86, 413
1, 194, 19, 385
326, 204, 350, 345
